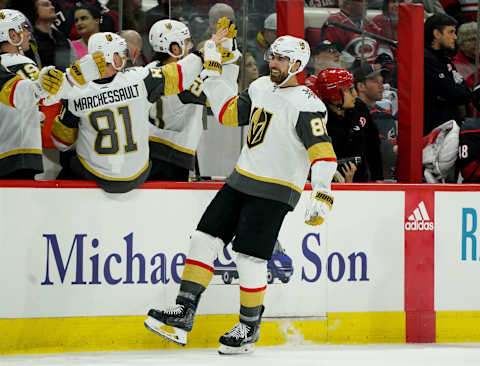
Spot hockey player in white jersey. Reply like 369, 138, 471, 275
51, 30, 226, 193
145, 35, 337, 354
146, 18, 240, 181
0, 9, 101, 178
0, 9, 44, 178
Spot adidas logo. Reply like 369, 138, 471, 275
404, 201, 434, 231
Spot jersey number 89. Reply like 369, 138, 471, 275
89, 106, 138, 155
310, 117, 327, 136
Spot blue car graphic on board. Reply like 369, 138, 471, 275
213, 240, 294, 284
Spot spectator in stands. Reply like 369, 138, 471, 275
424, 14, 475, 135
453, 22, 478, 89
119, 29, 145, 66
312, 68, 384, 182
353, 64, 397, 181
239, 52, 259, 90
306, 40, 342, 87
106, 0, 146, 33
13, 0, 76, 70
50, 0, 116, 40
323, 0, 382, 63
453, 22, 479, 117
305, 0, 339, 8
196, 3, 235, 46
440, 0, 477, 24
146, 0, 184, 31
372, 0, 400, 61
418, 0, 447, 16
71, 6, 102, 59
249, 13, 276, 77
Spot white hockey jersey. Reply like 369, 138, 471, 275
52, 55, 202, 181
204, 76, 336, 208
0, 53, 43, 175
147, 62, 239, 170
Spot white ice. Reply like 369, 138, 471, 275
1, 344, 480, 366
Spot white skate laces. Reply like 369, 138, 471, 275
225, 322, 250, 339
164, 304, 185, 316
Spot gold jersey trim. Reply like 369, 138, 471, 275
162, 63, 181, 96
219, 96, 239, 126
307, 142, 336, 163
51, 116, 78, 145
0, 75, 22, 108
0, 148, 42, 160
77, 155, 149, 181
148, 136, 195, 156
235, 165, 302, 194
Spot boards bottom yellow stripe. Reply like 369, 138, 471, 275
436, 311, 480, 342
0, 312, 405, 355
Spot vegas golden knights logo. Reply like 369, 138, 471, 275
106, 34, 113, 42
299, 41, 305, 50
0, 13, 5, 20
166, 23, 172, 30
247, 107, 273, 148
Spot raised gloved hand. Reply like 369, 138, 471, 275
304, 188, 334, 226
32, 66, 64, 99
216, 17, 241, 64
200, 40, 222, 80
66, 52, 106, 87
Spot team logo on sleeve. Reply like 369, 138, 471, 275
0, 13, 5, 20
166, 23, 172, 30
106, 34, 113, 42
247, 107, 273, 148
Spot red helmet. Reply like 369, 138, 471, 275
312, 68, 354, 105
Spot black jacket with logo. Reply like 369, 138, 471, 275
424, 46, 472, 135
327, 99, 383, 182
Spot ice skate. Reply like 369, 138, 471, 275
144, 304, 195, 346
217, 321, 261, 355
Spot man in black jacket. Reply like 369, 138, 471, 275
312, 67, 384, 182
424, 14, 473, 135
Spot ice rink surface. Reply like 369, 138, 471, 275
2, 344, 480, 366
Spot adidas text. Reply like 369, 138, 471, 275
404, 221, 434, 231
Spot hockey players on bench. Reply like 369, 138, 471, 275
51, 28, 227, 193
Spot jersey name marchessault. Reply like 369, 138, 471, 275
73, 84, 141, 112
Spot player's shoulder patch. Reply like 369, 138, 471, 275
0, 53, 37, 68
123, 66, 149, 81
145, 61, 161, 69
294, 85, 326, 113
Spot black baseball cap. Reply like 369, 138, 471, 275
352, 63, 384, 83
314, 40, 343, 55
